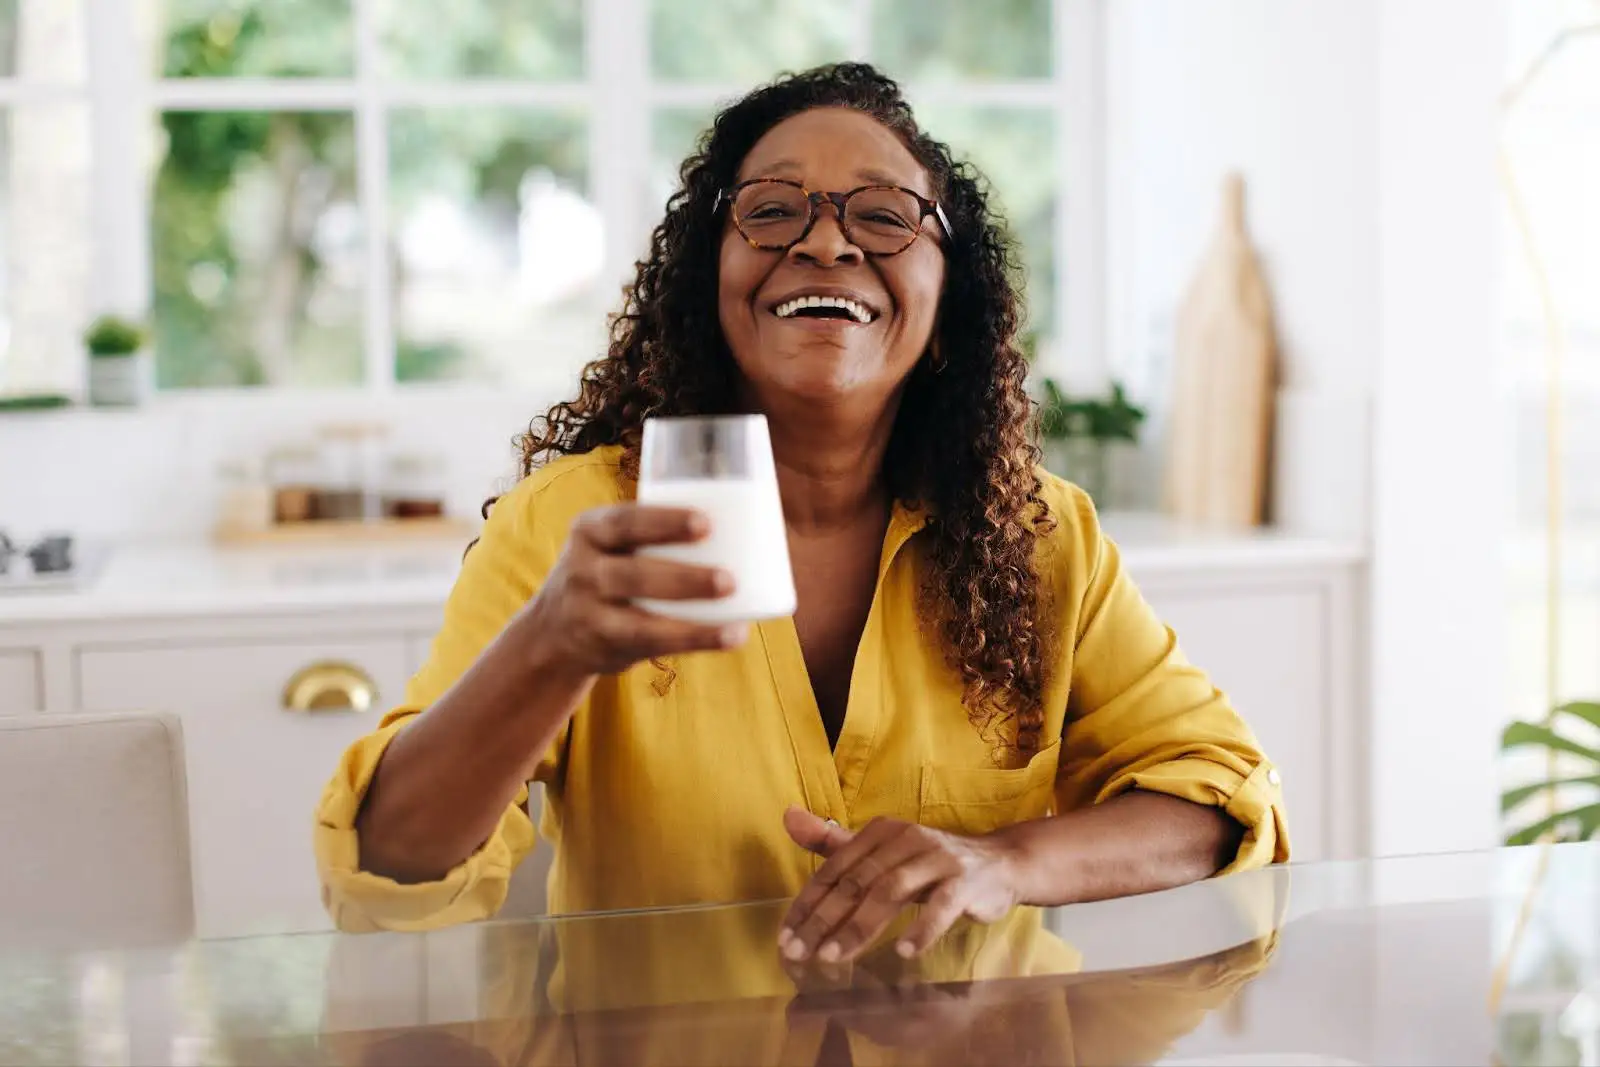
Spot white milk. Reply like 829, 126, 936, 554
635, 477, 796, 623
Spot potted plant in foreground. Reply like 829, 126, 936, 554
1501, 700, 1600, 844
85, 315, 151, 407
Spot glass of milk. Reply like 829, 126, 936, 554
636, 414, 796, 623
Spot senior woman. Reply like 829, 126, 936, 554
315, 62, 1288, 964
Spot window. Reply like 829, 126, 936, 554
0, 0, 90, 397
1, 0, 1092, 396
1500, 3, 1600, 728
148, 0, 598, 389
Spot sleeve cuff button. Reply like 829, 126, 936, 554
1266, 768, 1281, 786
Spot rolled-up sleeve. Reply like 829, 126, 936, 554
313, 467, 586, 932
1053, 491, 1290, 874
314, 715, 538, 932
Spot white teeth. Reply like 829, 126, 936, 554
773, 295, 874, 323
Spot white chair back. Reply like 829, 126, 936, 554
0, 712, 194, 948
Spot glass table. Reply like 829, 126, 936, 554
1, 844, 1596, 1066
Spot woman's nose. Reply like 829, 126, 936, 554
789, 204, 864, 266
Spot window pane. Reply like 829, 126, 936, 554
650, 106, 713, 205
376, 0, 583, 79
389, 108, 603, 385
0, 105, 92, 397
650, 0, 853, 83
160, 0, 353, 78
0, 0, 87, 82
915, 105, 1056, 335
873, 0, 1050, 81
152, 111, 363, 388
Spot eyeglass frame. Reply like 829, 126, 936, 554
716, 178, 954, 256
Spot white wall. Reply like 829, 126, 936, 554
1104, 0, 1381, 535
1106, 0, 1508, 856
0, 389, 560, 544
1369, 0, 1507, 857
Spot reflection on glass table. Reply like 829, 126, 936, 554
0, 845, 1597, 1066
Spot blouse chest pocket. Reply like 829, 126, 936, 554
918, 741, 1061, 836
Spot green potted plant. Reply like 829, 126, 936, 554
85, 314, 151, 407
1036, 378, 1146, 506
1501, 700, 1600, 844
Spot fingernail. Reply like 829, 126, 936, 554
784, 938, 809, 961
896, 940, 915, 958
777, 927, 793, 947
712, 569, 736, 596
818, 941, 841, 963
687, 512, 711, 537
720, 624, 749, 646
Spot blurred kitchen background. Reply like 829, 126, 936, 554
1, 0, 1598, 943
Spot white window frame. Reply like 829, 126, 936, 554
77, 0, 1105, 403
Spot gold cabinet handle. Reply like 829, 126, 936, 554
282, 661, 377, 713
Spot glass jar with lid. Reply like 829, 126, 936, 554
316, 423, 388, 521
265, 444, 327, 525
381, 452, 449, 520
216, 457, 273, 533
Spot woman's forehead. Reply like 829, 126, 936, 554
735, 107, 932, 196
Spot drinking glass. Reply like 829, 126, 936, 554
636, 415, 796, 623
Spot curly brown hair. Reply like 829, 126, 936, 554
507, 61, 1054, 756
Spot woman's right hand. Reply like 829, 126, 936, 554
517, 504, 748, 677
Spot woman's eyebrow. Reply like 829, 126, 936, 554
747, 158, 803, 178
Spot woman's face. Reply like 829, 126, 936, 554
718, 107, 947, 413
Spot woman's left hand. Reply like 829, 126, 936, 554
779, 807, 1021, 964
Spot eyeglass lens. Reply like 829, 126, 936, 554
731, 181, 925, 254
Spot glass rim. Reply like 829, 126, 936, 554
642, 413, 768, 427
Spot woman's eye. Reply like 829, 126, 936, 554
862, 211, 913, 228
747, 203, 799, 220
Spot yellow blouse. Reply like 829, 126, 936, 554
315, 446, 1289, 932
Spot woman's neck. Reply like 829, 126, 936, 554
763, 396, 900, 536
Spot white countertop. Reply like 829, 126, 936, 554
0, 514, 1364, 626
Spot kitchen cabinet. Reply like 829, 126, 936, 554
79, 634, 412, 939
0, 525, 1365, 939
1140, 566, 1361, 864
0, 648, 42, 714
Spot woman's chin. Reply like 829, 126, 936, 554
766, 370, 886, 409
748, 349, 899, 409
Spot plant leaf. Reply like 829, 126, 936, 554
1500, 721, 1600, 763
1501, 774, 1600, 813
1506, 801, 1600, 846
1554, 701, 1600, 732
1583, 806, 1600, 841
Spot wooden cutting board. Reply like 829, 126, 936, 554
1164, 173, 1280, 528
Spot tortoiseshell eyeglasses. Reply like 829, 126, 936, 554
717, 178, 953, 257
